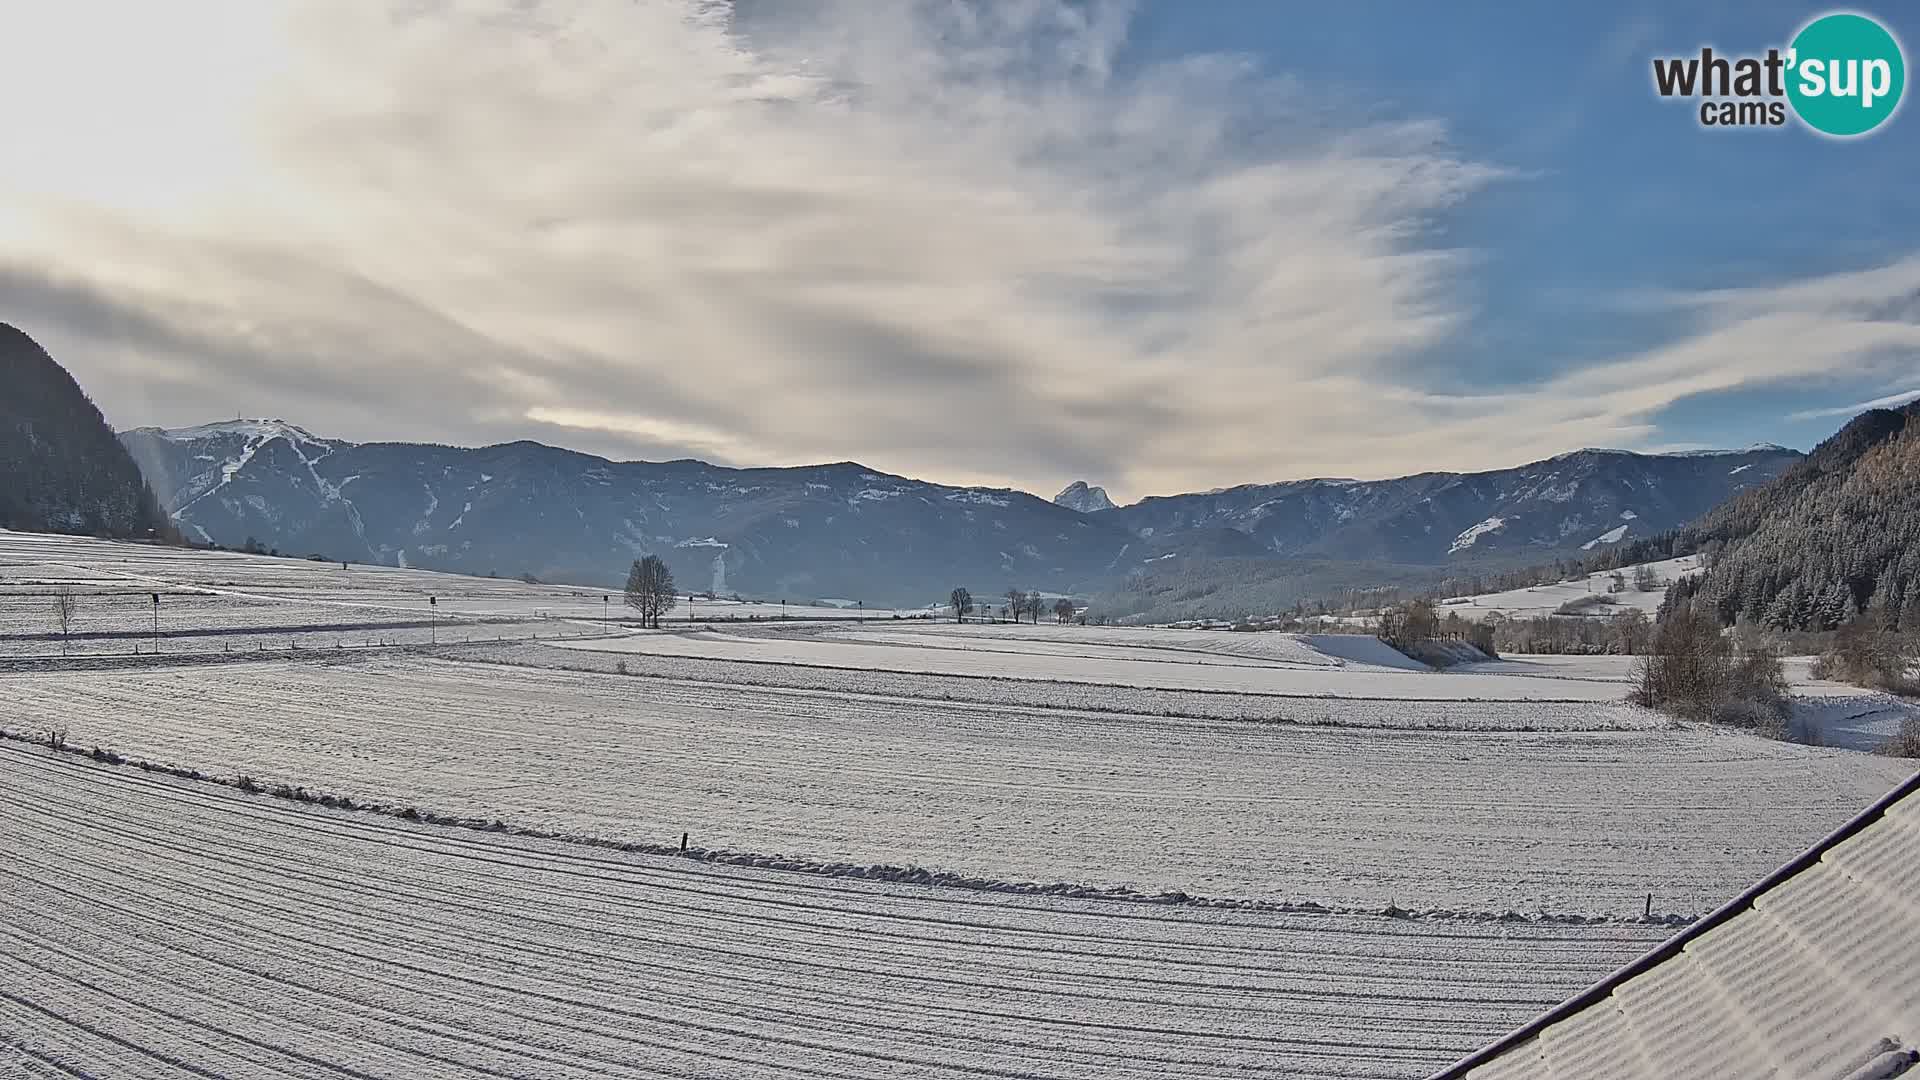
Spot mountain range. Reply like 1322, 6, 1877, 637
119, 417, 1799, 605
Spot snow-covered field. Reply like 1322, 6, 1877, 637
8, 653, 1907, 914
552, 623, 1635, 700
4, 531, 1916, 1078
1436, 556, 1703, 621
0, 742, 1676, 1079
0, 531, 921, 657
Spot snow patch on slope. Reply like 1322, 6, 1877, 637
1449, 516, 1506, 554
1581, 524, 1630, 550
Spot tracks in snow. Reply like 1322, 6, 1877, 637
0, 744, 1671, 1079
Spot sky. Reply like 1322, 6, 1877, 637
1, 1, 1917, 503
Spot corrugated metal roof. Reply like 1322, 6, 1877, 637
1433, 770, 1920, 1080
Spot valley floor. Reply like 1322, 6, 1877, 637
0, 739, 1668, 1080
2, 532, 1915, 1078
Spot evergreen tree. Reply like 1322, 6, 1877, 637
0, 324, 171, 539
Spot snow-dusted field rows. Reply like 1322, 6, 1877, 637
475, 641, 1663, 730
552, 625, 1631, 700
0, 743, 1676, 1080
806, 624, 1429, 669
7, 656, 1906, 914
0, 530, 926, 626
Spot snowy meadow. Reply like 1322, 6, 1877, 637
2, 532, 1912, 1078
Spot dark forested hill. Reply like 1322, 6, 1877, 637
1662, 401, 1920, 631
0, 324, 170, 539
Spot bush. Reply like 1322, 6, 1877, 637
1635, 607, 1791, 734
1819, 617, 1918, 692
1876, 717, 1920, 758
1467, 621, 1499, 659
1378, 599, 1437, 653
1632, 604, 1728, 717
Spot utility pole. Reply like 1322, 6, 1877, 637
149, 592, 160, 653
857, 599, 863, 623
428, 595, 437, 644
689, 593, 695, 623
603, 594, 609, 629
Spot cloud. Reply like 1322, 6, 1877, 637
0, 1, 1915, 502
1787, 387, 1920, 421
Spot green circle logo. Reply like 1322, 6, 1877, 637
1787, 13, 1906, 136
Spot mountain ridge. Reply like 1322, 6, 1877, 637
1658, 401, 1920, 632
120, 416, 1802, 604
0, 323, 171, 540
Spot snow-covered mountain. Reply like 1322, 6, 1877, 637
120, 422, 1132, 604
121, 419, 1803, 601
1053, 481, 1116, 514
1105, 446, 1801, 564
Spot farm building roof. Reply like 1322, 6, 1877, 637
1433, 770, 1920, 1080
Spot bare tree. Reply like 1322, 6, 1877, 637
51, 588, 77, 657
1029, 594, 1048, 623
1379, 598, 1438, 653
1822, 610, 1918, 691
1613, 608, 1652, 656
624, 556, 678, 629
1053, 598, 1075, 624
1004, 588, 1026, 625
1632, 602, 1729, 717
949, 587, 974, 623
1633, 564, 1659, 592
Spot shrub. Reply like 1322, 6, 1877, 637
614, 660, 630, 676
1467, 621, 1499, 659
1378, 599, 1437, 653
1636, 607, 1790, 734
1876, 717, 1920, 759
1820, 617, 1918, 692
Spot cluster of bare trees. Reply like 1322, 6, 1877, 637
947, 587, 1077, 624
1001, 589, 1044, 624
1488, 608, 1652, 656
1632, 602, 1790, 731
1816, 610, 1919, 693
1377, 599, 1498, 659
623, 555, 678, 629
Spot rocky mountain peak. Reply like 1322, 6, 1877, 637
1054, 481, 1116, 513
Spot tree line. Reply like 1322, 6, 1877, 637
947, 587, 1075, 624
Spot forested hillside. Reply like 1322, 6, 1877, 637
1658, 402, 1920, 632
0, 324, 171, 539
